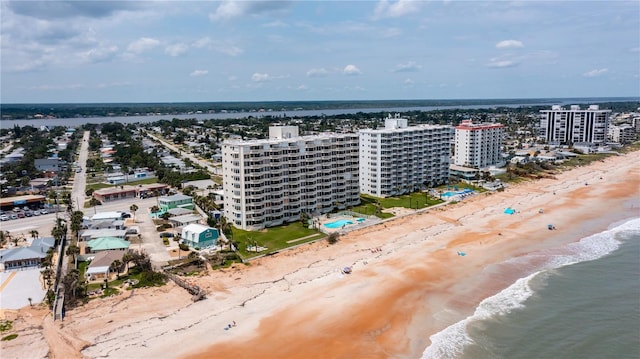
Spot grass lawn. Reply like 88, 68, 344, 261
352, 193, 444, 217
231, 222, 323, 259
375, 192, 444, 209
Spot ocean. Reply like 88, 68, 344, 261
423, 217, 640, 359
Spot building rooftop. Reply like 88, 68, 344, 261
87, 237, 130, 251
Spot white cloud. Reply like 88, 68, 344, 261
306, 68, 329, 77
216, 45, 243, 56
209, 0, 292, 21
191, 37, 243, 56
404, 78, 414, 85
190, 70, 208, 77
486, 59, 519, 68
496, 40, 524, 49
252, 73, 271, 82
582, 68, 608, 77
165, 43, 188, 57
78, 45, 119, 63
127, 37, 160, 54
373, 0, 422, 20
343, 64, 362, 75
393, 61, 422, 72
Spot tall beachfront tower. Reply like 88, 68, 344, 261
453, 120, 505, 169
221, 126, 360, 230
359, 114, 453, 198
539, 105, 611, 145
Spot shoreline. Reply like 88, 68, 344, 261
1, 151, 638, 359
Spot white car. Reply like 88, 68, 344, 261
0, 215, 9, 221
40, 209, 48, 215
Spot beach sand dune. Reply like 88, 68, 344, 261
1, 152, 638, 359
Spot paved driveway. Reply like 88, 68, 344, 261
0, 268, 47, 310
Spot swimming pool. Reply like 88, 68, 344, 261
441, 189, 475, 198
324, 219, 354, 228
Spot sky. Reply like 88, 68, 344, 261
1, 0, 639, 103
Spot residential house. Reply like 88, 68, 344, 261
159, 194, 194, 211
86, 237, 130, 253
169, 214, 203, 227
85, 249, 126, 281
35, 158, 67, 173
0, 237, 55, 271
181, 224, 219, 249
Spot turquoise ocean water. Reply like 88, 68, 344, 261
422, 217, 640, 359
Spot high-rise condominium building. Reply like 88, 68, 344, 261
453, 120, 505, 169
539, 105, 610, 145
222, 126, 360, 230
359, 114, 453, 197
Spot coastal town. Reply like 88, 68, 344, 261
0, 102, 639, 357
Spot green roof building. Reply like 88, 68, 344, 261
87, 237, 130, 253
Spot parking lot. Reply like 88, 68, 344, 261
1, 207, 52, 222
0, 268, 47, 310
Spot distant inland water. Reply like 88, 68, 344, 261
1, 98, 634, 128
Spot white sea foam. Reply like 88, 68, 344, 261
421, 217, 640, 359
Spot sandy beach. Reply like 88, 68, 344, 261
1, 151, 638, 359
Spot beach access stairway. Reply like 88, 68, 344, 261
163, 271, 206, 302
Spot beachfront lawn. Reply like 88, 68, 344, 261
352, 193, 444, 216
231, 222, 324, 259
376, 192, 445, 209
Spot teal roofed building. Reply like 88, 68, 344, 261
159, 194, 194, 211
87, 237, 130, 253
181, 224, 219, 249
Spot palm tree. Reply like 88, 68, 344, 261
129, 204, 139, 222
70, 211, 84, 240
66, 244, 80, 264
122, 252, 133, 273
110, 259, 123, 280
0, 231, 10, 248
89, 197, 101, 214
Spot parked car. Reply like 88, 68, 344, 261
9, 214, 18, 220
0, 215, 9, 221
25, 211, 33, 217
159, 232, 174, 238
40, 209, 48, 215
33, 210, 41, 216
16, 212, 25, 218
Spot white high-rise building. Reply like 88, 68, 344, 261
359, 114, 453, 197
539, 105, 610, 144
222, 126, 360, 230
453, 120, 505, 169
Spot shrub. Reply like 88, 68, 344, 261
156, 225, 165, 232
327, 233, 339, 244
179, 243, 189, 251
1, 334, 18, 341
0, 320, 12, 332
